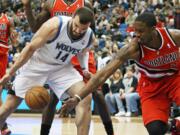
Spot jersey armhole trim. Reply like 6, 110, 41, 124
85, 31, 93, 48
165, 27, 177, 46
47, 16, 62, 44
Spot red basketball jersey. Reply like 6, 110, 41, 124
0, 13, 10, 54
50, 0, 84, 17
136, 27, 180, 78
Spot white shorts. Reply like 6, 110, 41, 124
12, 60, 83, 99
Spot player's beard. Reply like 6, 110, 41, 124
72, 31, 82, 37
70, 23, 85, 40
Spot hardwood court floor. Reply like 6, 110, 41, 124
7, 114, 170, 135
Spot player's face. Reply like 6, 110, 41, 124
133, 21, 153, 44
71, 15, 91, 38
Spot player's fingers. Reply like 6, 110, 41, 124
60, 104, 69, 115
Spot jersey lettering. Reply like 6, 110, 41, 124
55, 42, 81, 62
144, 52, 179, 67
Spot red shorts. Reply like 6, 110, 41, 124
137, 73, 180, 125
0, 54, 8, 78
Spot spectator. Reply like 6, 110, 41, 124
115, 66, 139, 117
105, 69, 123, 115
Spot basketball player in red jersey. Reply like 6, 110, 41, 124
21, 0, 114, 135
62, 12, 180, 135
0, 2, 19, 135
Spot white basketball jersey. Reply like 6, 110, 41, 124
33, 16, 93, 65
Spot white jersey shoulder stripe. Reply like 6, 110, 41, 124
85, 31, 93, 48
47, 16, 63, 44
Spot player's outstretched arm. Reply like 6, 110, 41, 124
60, 39, 140, 112
22, 0, 52, 32
78, 41, 140, 99
6, 17, 60, 78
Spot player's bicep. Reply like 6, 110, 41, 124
98, 44, 139, 83
116, 43, 139, 62
169, 29, 180, 47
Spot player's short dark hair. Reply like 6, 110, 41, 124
74, 7, 94, 24
135, 12, 157, 27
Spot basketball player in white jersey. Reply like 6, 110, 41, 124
0, 7, 94, 135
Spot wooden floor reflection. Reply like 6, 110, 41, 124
7, 114, 170, 135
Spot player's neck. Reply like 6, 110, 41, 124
68, 20, 85, 40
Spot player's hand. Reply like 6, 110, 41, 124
82, 70, 92, 80
21, 0, 31, 6
57, 107, 69, 118
57, 109, 69, 118
0, 73, 12, 86
60, 97, 79, 116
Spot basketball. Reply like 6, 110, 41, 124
25, 86, 50, 110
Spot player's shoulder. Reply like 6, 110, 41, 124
50, 15, 71, 21
49, 15, 71, 29
43, 16, 60, 29
59, 16, 71, 23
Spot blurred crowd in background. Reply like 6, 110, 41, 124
1, 0, 180, 117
